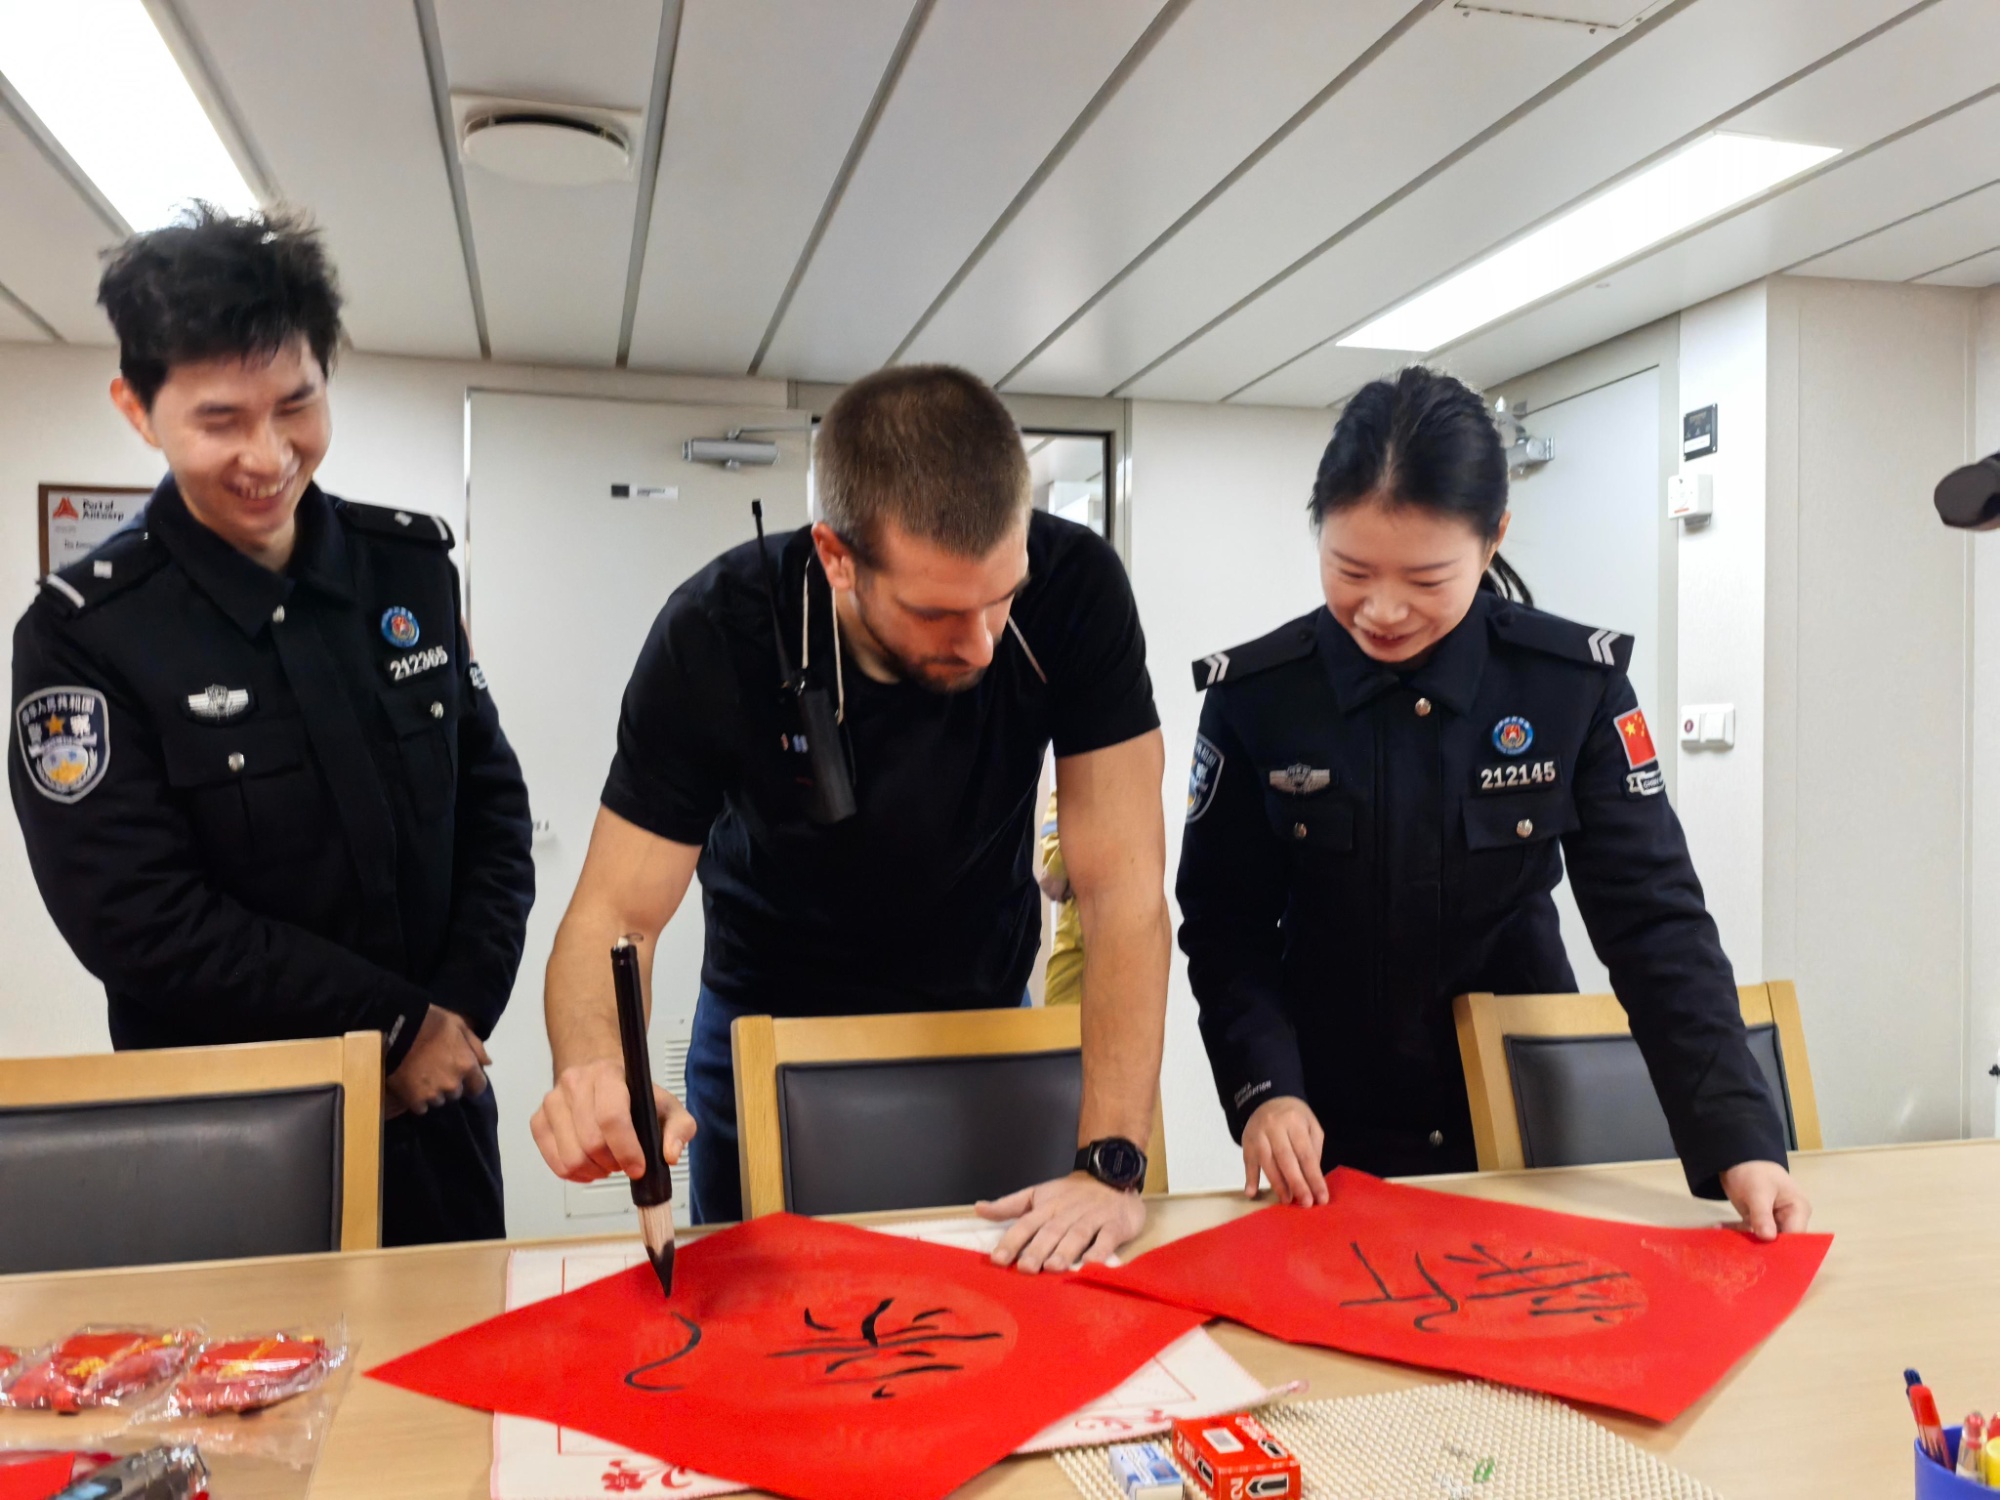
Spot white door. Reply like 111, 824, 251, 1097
1496, 368, 1669, 991
466, 391, 809, 1239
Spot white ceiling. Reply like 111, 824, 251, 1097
0, 0, 1993, 406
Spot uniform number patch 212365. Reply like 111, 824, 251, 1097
1475, 759, 1558, 795
384, 645, 450, 683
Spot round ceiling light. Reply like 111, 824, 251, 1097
461, 112, 631, 186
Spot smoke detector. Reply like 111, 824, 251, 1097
452, 94, 640, 186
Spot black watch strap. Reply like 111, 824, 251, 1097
1075, 1136, 1148, 1193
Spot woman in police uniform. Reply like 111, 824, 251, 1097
1179, 366, 1810, 1238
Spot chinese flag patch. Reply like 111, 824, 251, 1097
1616, 708, 1658, 769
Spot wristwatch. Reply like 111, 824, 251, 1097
1075, 1137, 1148, 1193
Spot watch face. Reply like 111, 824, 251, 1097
1092, 1138, 1145, 1190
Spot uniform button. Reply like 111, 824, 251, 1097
271, 605, 286, 624
1292, 823, 1308, 840
1428, 1129, 1444, 1148
1414, 697, 1432, 717
429, 701, 444, 719
226, 752, 245, 773
1516, 819, 1534, 839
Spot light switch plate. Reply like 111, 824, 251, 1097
1678, 704, 1735, 749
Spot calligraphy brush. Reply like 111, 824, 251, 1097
611, 936, 675, 1296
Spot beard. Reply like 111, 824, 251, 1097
896, 654, 989, 696
847, 590, 989, 695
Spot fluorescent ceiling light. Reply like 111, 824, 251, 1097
0, 0, 257, 231
1340, 132, 1840, 353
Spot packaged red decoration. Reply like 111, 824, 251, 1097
167, 1333, 331, 1416
1171, 1411, 1300, 1500
0, 1328, 199, 1413
0, 1450, 115, 1500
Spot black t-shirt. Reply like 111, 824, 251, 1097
602, 512, 1158, 1015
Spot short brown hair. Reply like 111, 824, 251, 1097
815, 364, 1029, 563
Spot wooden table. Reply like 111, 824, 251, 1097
1, 1141, 1982, 1498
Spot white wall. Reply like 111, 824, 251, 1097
1766, 277, 1974, 1146
1968, 286, 2000, 1133
1125, 399, 1331, 1192
1675, 283, 1772, 986
0, 341, 786, 1066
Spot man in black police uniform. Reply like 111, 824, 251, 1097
531, 364, 1170, 1273
10, 207, 534, 1246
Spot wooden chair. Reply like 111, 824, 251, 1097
732, 1007, 1168, 1218
0, 1032, 383, 1271
1453, 980, 1821, 1172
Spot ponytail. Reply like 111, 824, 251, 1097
1483, 553, 1534, 607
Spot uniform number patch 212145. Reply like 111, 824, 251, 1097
1475, 759, 1558, 795
384, 645, 449, 683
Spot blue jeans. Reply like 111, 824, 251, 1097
683, 987, 746, 1225
682, 984, 1036, 1225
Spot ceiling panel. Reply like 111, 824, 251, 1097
0, 289, 52, 342
1140, 0, 1919, 405
1432, 85, 2000, 396
179, 0, 480, 358
624, 0, 913, 376
0, 109, 121, 341
756, 0, 1167, 385
896, 0, 1417, 382
1002, 5, 1610, 399
1229, 0, 1990, 406
439, 0, 662, 364
1917, 245, 2000, 288
1794, 179, 2000, 283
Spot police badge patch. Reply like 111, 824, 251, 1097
1187, 734, 1224, 823
16, 686, 110, 803
380, 606, 420, 648
182, 684, 253, 722
1266, 763, 1332, 796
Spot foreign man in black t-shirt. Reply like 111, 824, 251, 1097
531, 365, 1169, 1271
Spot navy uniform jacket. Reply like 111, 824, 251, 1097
10, 478, 534, 1245
1177, 589, 1786, 1197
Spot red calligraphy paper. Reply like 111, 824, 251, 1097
1082, 1169, 1831, 1422
367, 1213, 1204, 1500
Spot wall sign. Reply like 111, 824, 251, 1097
38, 484, 151, 577
1681, 405, 1718, 459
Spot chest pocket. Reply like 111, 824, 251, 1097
382, 690, 456, 823
1263, 789, 1355, 854
161, 718, 328, 866
1460, 788, 1574, 894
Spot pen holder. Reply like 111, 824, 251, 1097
1917, 1428, 1990, 1496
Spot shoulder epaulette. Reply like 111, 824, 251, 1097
1191, 612, 1317, 691
1489, 603, 1634, 673
36, 525, 167, 618
336, 499, 455, 547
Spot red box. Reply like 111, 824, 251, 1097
1170, 1412, 1300, 1500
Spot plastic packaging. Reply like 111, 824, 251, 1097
0, 1329, 200, 1414
131, 1324, 351, 1470
164, 1332, 334, 1417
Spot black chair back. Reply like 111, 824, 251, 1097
0, 1086, 344, 1274
1505, 1021, 1796, 1169
776, 1048, 1082, 1216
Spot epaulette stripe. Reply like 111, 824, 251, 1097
431, 514, 450, 542
1587, 627, 1620, 665
42, 575, 84, 607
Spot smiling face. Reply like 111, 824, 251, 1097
1319, 492, 1506, 665
814, 515, 1031, 695
111, 334, 331, 571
